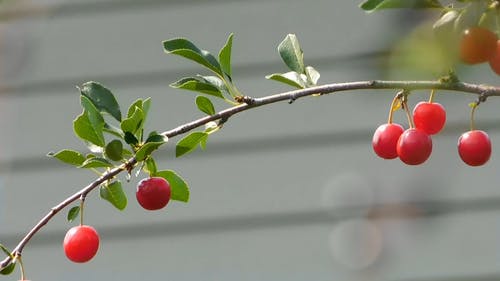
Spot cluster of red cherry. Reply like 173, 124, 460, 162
63, 177, 172, 263
372, 92, 492, 166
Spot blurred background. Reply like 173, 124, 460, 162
0, 0, 500, 280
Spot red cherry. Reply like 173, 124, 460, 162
458, 130, 491, 166
63, 225, 100, 263
397, 129, 432, 165
488, 40, 500, 75
136, 177, 171, 210
460, 27, 497, 64
372, 123, 405, 159
413, 101, 446, 135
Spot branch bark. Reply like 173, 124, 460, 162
2, 79, 499, 270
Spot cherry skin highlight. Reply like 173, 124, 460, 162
458, 130, 491, 166
136, 177, 171, 210
63, 225, 100, 263
413, 101, 446, 135
460, 27, 497, 64
397, 129, 432, 165
372, 123, 405, 159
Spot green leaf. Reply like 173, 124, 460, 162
103, 123, 124, 138
156, 170, 190, 202
176, 132, 209, 157
67, 206, 80, 222
202, 76, 232, 97
142, 98, 151, 122
305, 66, 320, 86
79, 157, 113, 168
278, 34, 305, 74
122, 148, 133, 157
360, 0, 442, 11
163, 38, 222, 75
146, 132, 167, 143
124, 132, 139, 146
105, 140, 124, 161
80, 81, 122, 122
170, 77, 225, 99
136, 141, 166, 161
73, 111, 106, 147
0, 244, 15, 275
0, 244, 12, 258
219, 33, 234, 78
0, 263, 15, 275
144, 157, 158, 176
81, 95, 105, 138
265, 72, 306, 89
127, 99, 143, 118
47, 149, 86, 166
195, 96, 216, 115
100, 181, 127, 210
121, 106, 144, 135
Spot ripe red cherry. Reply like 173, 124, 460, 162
488, 40, 500, 75
63, 225, 100, 263
136, 177, 171, 210
397, 129, 432, 165
413, 101, 446, 135
458, 130, 491, 166
460, 27, 497, 64
372, 123, 405, 159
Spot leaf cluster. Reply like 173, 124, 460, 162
266, 34, 320, 89
48, 81, 189, 215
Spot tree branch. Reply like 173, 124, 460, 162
2, 79, 499, 270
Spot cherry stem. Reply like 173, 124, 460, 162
387, 92, 401, 124
470, 103, 478, 131
428, 89, 436, 103
402, 99, 414, 129
15, 254, 26, 281
3, 79, 500, 271
79, 196, 85, 226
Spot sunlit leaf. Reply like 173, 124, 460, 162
135, 138, 167, 161
47, 149, 86, 166
170, 77, 225, 99
156, 170, 190, 202
100, 181, 127, 211
80, 95, 105, 140
219, 33, 234, 78
176, 132, 209, 157
265, 72, 306, 89
73, 111, 105, 147
121, 106, 144, 136
80, 81, 122, 121
79, 157, 113, 168
278, 34, 305, 74
163, 38, 222, 75
196, 96, 216, 115
305, 66, 320, 86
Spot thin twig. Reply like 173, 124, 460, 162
1, 79, 500, 270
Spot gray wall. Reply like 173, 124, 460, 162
1, 1, 500, 281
